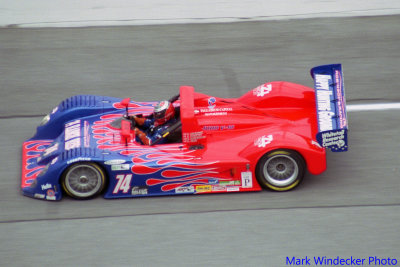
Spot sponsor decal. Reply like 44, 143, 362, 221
208, 97, 216, 109
67, 157, 91, 165
204, 112, 227, 116
254, 135, 273, 148
65, 120, 81, 150
220, 180, 241, 186
51, 157, 58, 165
131, 186, 148, 195
65, 138, 81, 150
43, 143, 58, 156
182, 131, 206, 143
199, 107, 232, 113
203, 125, 234, 131
334, 70, 347, 129
34, 193, 45, 199
199, 107, 232, 117
212, 185, 227, 191
196, 185, 212, 193
46, 189, 56, 200
208, 178, 219, 184
203, 125, 219, 131
241, 171, 253, 188
315, 74, 331, 91
41, 183, 52, 190
317, 129, 347, 151
220, 125, 235, 130
175, 186, 195, 194
318, 111, 334, 131
84, 121, 90, 148
111, 164, 130, 171
313, 68, 348, 152
65, 120, 81, 139
104, 159, 126, 165
227, 186, 240, 192
311, 140, 322, 148
253, 84, 272, 97
315, 74, 334, 131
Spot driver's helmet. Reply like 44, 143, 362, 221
154, 100, 175, 126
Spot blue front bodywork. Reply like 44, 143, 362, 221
22, 95, 219, 200
22, 95, 157, 200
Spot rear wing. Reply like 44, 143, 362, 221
311, 64, 348, 152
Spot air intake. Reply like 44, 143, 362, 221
61, 147, 97, 162
60, 95, 100, 111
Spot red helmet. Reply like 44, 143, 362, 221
154, 100, 175, 126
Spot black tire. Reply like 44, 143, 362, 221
255, 150, 305, 191
61, 162, 106, 200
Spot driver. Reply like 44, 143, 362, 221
132, 100, 176, 145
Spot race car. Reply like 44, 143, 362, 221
21, 64, 348, 201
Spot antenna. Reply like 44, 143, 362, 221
120, 98, 131, 117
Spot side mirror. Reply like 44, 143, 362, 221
120, 98, 131, 117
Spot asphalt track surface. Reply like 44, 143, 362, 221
1, 16, 400, 266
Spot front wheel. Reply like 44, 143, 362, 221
256, 150, 305, 191
61, 162, 106, 200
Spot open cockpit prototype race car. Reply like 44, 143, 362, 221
22, 64, 348, 200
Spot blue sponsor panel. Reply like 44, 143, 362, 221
311, 64, 348, 152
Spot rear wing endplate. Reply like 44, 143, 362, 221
311, 64, 348, 152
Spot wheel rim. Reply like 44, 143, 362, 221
263, 155, 299, 187
64, 164, 103, 198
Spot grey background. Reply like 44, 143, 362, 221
1, 15, 399, 266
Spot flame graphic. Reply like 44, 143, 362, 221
92, 103, 220, 192
22, 140, 52, 187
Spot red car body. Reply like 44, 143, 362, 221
177, 82, 326, 191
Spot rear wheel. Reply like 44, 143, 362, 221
256, 150, 305, 191
61, 162, 106, 199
